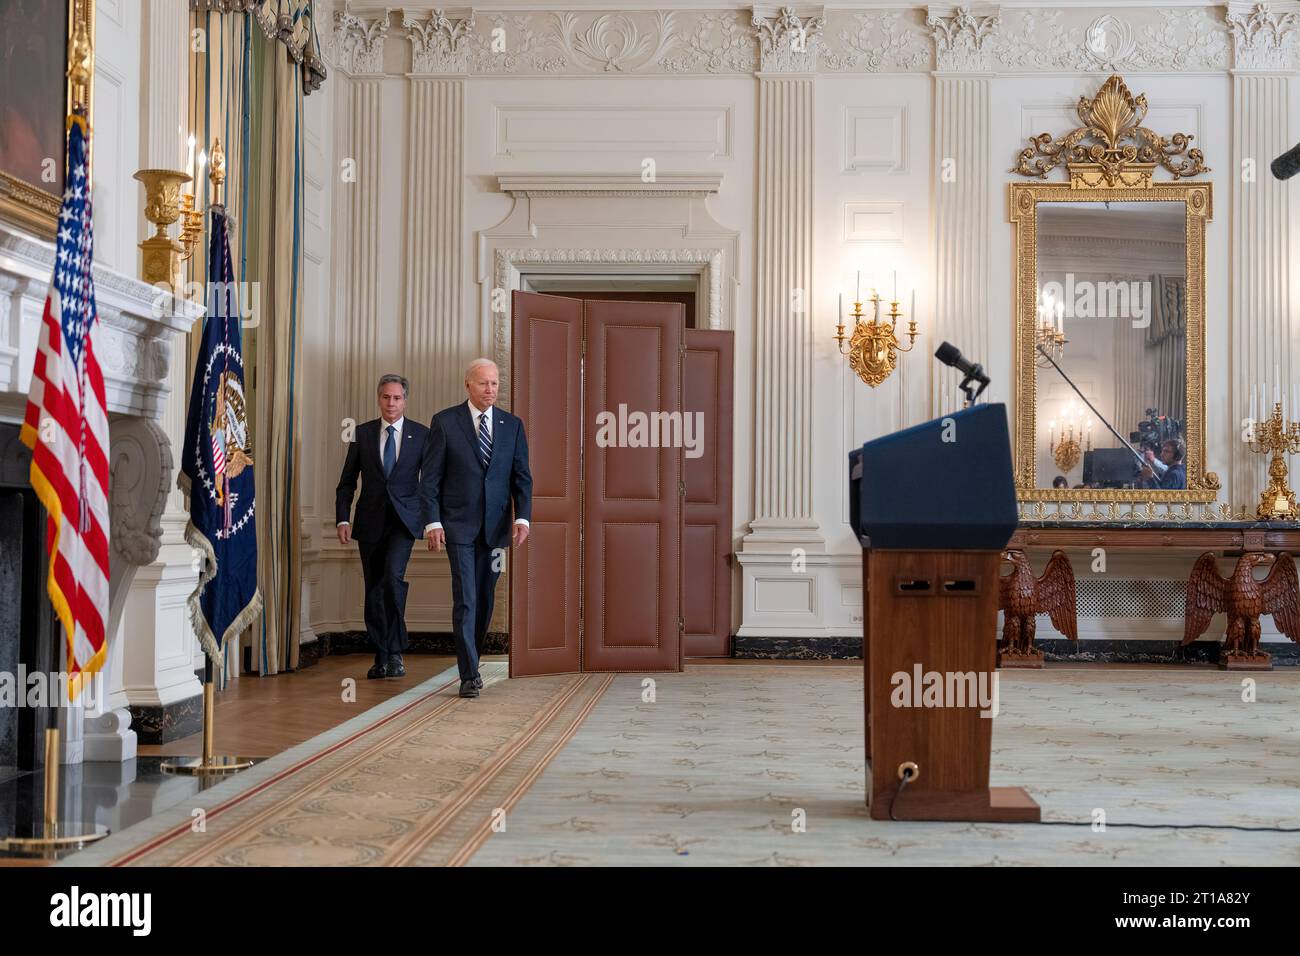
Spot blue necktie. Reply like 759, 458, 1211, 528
477, 411, 492, 469
383, 424, 396, 477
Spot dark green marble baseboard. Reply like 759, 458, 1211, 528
129, 694, 203, 745
733, 635, 1300, 665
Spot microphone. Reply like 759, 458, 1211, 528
934, 341, 991, 404
1272, 143, 1300, 180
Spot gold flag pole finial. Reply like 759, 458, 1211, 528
209, 137, 227, 207
68, 0, 93, 114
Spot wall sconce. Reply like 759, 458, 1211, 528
1050, 400, 1091, 472
833, 271, 919, 388
134, 134, 213, 291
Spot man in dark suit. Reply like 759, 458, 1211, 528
423, 359, 532, 698
336, 374, 432, 679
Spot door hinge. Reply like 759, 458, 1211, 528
679, 616, 684, 632
679, 480, 685, 497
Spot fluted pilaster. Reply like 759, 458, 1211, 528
747, 75, 819, 546
1227, 1, 1298, 506
403, 52, 466, 413
931, 75, 992, 411
927, 6, 998, 413
341, 78, 383, 421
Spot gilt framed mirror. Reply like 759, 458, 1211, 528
1008, 75, 1218, 506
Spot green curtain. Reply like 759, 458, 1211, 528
189, 0, 325, 677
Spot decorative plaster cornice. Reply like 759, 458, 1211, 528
1227, 1, 1300, 71
992, 7, 1227, 72
752, 5, 826, 73
496, 172, 724, 198
404, 8, 476, 74
927, 4, 1000, 72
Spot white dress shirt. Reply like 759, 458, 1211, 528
337, 416, 404, 527
425, 401, 529, 535
381, 415, 405, 463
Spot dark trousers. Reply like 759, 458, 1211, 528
357, 512, 415, 664
445, 533, 502, 682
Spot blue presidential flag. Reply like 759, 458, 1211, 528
178, 206, 262, 662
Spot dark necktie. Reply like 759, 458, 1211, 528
477, 411, 492, 469
383, 424, 396, 477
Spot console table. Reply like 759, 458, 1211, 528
1011, 520, 1300, 552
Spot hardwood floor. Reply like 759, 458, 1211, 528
140, 654, 504, 758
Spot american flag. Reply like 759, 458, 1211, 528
18, 115, 110, 703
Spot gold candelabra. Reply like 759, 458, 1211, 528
133, 136, 224, 291
834, 288, 919, 388
133, 169, 193, 290
1248, 401, 1300, 519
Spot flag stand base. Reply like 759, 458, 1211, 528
0, 728, 110, 856
161, 666, 257, 776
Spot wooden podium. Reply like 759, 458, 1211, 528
863, 548, 1041, 822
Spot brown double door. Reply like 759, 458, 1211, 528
510, 291, 732, 675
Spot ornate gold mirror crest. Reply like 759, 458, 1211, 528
1013, 73, 1209, 189
1009, 74, 1218, 507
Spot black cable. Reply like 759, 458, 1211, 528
1032, 820, 1300, 833
887, 775, 1300, 832
888, 768, 914, 821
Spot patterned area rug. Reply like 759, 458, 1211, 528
466, 665, 1300, 866
60, 663, 612, 867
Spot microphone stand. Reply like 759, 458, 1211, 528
1035, 343, 1145, 469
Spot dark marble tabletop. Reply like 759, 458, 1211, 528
1017, 520, 1300, 530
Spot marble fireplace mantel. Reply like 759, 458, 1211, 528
0, 220, 203, 763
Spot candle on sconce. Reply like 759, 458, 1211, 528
893, 270, 897, 302
838, 292, 843, 326
910, 289, 915, 324
185, 133, 196, 183
856, 270, 861, 302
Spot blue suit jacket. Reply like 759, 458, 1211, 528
335, 418, 433, 541
423, 403, 532, 548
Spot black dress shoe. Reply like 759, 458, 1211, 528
459, 680, 480, 699
473, 676, 483, 690
367, 662, 387, 679
385, 655, 406, 678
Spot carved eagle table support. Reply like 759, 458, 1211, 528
997, 550, 1078, 668
1184, 552, 1300, 670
